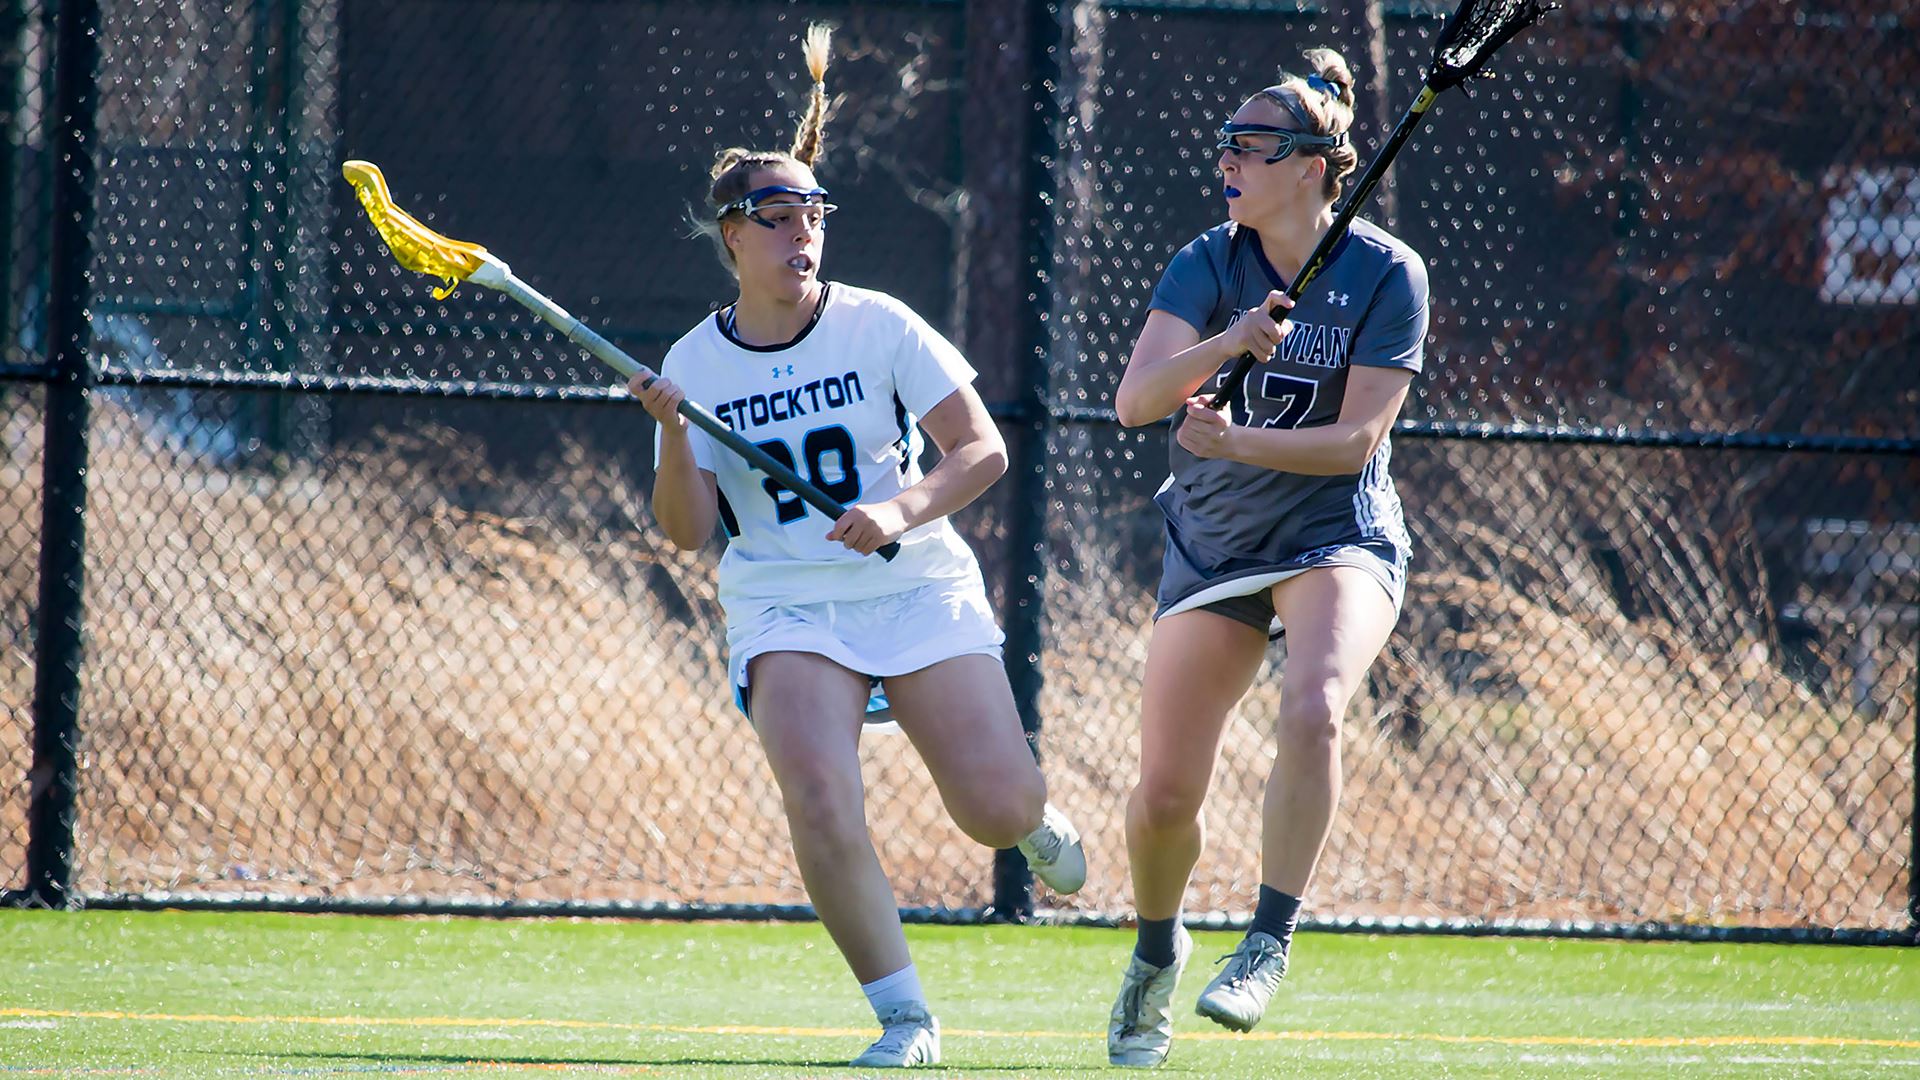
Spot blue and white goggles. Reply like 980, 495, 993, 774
1215, 122, 1348, 164
715, 184, 838, 230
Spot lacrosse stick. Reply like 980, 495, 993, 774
341, 159, 899, 560
1210, 0, 1553, 411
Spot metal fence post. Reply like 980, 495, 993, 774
975, 0, 1068, 923
0, 0, 26, 361
23, 0, 102, 909
1331, 0, 1393, 227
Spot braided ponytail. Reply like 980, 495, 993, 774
790, 23, 832, 167
699, 24, 836, 271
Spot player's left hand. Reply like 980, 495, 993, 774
826, 501, 910, 555
1177, 396, 1238, 460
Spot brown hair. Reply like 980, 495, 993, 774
702, 24, 833, 268
1263, 47, 1360, 202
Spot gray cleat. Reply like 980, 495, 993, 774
1107, 923, 1192, 1067
851, 1002, 941, 1068
1193, 930, 1288, 1032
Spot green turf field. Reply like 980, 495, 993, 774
2, 910, 1916, 1078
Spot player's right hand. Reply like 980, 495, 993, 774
629, 371, 687, 431
1225, 290, 1293, 361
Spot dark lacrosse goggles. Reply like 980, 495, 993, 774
715, 185, 838, 230
1215, 122, 1348, 165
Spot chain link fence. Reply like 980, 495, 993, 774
1030, 1, 1918, 933
3, 0, 1915, 938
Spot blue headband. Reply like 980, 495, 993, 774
1258, 74, 1346, 132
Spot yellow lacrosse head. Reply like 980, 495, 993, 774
341, 160, 491, 299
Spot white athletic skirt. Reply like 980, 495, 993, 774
726, 572, 1005, 727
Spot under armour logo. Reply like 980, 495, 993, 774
1327, 292, 1351, 307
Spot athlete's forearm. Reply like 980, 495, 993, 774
1225, 421, 1378, 476
888, 436, 1008, 532
651, 429, 717, 550
1116, 335, 1239, 426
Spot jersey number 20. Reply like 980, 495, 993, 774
754, 425, 862, 524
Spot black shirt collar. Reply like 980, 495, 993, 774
715, 283, 833, 353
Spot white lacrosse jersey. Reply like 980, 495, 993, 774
652, 283, 985, 622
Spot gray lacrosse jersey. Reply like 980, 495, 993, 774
1150, 218, 1429, 573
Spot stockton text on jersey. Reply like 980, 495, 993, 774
712, 371, 866, 431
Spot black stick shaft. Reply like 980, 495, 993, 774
1209, 85, 1440, 412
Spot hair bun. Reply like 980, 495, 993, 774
1300, 46, 1355, 107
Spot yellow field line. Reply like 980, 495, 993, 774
0, 1060, 648, 1068
6, 1006, 1919, 1053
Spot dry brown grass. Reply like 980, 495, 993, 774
1038, 553, 1911, 927
1, 396, 1911, 928
3, 393, 42, 886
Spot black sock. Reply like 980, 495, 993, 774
1250, 885, 1301, 951
1134, 915, 1180, 968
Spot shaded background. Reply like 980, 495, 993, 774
3, 1, 1915, 934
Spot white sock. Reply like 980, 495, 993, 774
860, 963, 926, 1019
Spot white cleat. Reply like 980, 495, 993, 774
1107, 924, 1191, 1068
1194, 931, 1287, 1033
1016, 802, 1087, 896
851, 1002, 941, 1068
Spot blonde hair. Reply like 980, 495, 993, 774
1263, 47, 1360, 201
701, 24, 834, 269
